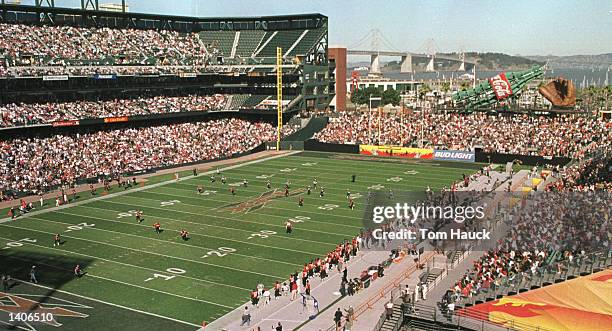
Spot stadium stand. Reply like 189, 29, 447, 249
286, 28, 326, 57
314, 112, 611, 158
0, 94, 229, 127
234, 30, 266, 58
256, 30, 305, 57
198, 30, 236, 58
0, 118, 299, 196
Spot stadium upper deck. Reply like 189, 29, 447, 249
0, 4, 328, 74
0, 4, 333, 113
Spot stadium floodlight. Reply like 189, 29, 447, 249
369, 97, 382, 145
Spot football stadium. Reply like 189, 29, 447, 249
0, 1, 611, 331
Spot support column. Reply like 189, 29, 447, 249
400, 54, 413, 73
370, 54, 381, 75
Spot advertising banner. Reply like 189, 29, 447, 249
52, 120, 80, 127
359, 145, 434, 159
179, 72, 197, 78
103, 116, 129, 123
488, 72, 513, 100
42, 75, 68, 81
433, 150, 475, 162
93, 74, 117, 80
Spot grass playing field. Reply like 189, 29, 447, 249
0, 151, 482, 330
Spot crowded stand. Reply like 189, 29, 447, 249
314, 112, 611, 158
443, 187, 610, 306
0, 23, 206, 69
0, 23, 300, 78
0, 94, 228, 127
546, 146, 612, 192
0, 119, 298, 197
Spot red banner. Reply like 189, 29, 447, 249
489, 73, 513, 100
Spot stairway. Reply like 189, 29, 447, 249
378, 304, 403, 331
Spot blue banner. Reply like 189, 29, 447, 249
93, 74, 117, 80
433, 150, 475, 162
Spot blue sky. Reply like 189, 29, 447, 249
18, 0, 612, 56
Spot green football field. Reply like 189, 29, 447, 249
0, 152, 481, 330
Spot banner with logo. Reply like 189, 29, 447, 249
433, 150, 475, 162
93, 74, 117, 80
359, 145, 434, 159
103, 116, 129, 123
488, 72, 513, 100
42, 75, 68, 81
52, 120, 80, 127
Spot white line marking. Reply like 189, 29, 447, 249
1, 249, 234, 309
0, 235, 250, 292
0, 151, 301, 225
1, 223, 282, 280
36, 211, 300, 268
5, 279, 201, 327
87, 200, 323, 256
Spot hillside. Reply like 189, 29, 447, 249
377, 52, 544, 71
524, 53, 612, 69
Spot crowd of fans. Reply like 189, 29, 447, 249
0, 119, 298, 196
444, 188, 610, 305
314, 112, 611, 158
0, 94, 228, 127
1, 64, 253, 78
546, 147, 612, 192
0, 23, 287, 78
0, 23, 206, 68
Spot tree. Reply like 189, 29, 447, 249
350, 86, 381, 106
382, 88, 400, 106
350, 86, 401, 106
419, 83, 432, 98
441, 82, 451, 94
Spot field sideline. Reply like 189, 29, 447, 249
0, 151, 480, 329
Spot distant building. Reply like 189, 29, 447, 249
347, 76, 422, 93
99, 3, 129, 12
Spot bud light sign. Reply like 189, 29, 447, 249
489, 72, 513, 100
434, 150, 475, 162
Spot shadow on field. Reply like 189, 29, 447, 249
0, 250, 94, 328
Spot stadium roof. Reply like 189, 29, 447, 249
0, 3, 327, 30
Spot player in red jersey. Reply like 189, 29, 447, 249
180, 229, 189, 241
153, 222, 161, 235
74, 264, 82, 277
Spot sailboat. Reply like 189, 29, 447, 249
582, 75, 586, 88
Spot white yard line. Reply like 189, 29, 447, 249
0, 235, 251, 292
28, 212, 300, 268
88, 194, 347, 245
1, 248, 234, 309
0, 151, 301, 225
83, 199, 326, 256
1, 223, 283, 280
3, 279, 201, 328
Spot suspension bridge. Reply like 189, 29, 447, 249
347, 29, 476, 73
